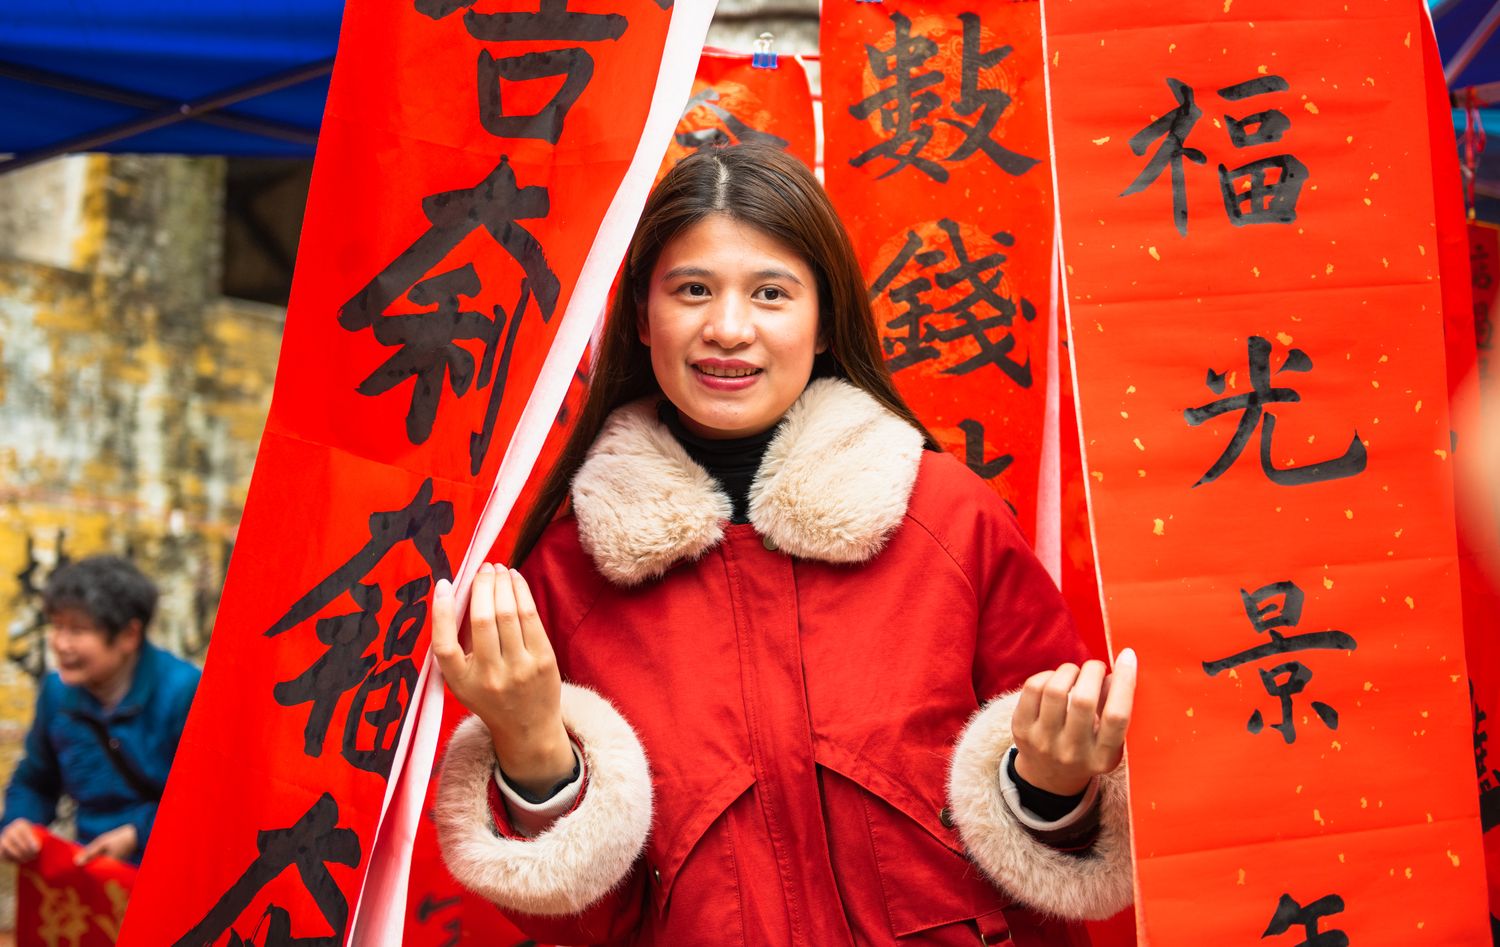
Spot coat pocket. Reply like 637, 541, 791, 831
816, 745, 1013, 942
643, 772, 756, 932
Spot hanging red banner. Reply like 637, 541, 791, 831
119, 2, 711, 943
1418, 13, 1500, 936
16, 827, 135, 947
658, 48, 816, 178
822, 0, 1054, 542
1045, 0, 1488, 941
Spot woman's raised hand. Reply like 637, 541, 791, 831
1010, 650, 1137, 797
432, 563, 576, 796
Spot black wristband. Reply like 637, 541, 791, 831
499, 746, 582, 806
1005, 746, 1087, 822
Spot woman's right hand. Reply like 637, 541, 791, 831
433, 563, 576, 797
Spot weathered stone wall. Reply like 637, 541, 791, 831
0, 154, 282, 921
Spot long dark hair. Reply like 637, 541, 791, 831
511, 144, 938, 565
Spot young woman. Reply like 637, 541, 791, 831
431, 144, 1136, 945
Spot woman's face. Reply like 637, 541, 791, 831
640, 213, 825, 439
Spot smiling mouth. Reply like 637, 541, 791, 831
695, 365, 762, 378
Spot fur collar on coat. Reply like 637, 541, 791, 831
568, 378, 926, 587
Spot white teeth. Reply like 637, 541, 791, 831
697, 365, 760, 378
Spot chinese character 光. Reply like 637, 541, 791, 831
1184, 336, 1367, 488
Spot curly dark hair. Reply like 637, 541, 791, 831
42, 555, 158, 642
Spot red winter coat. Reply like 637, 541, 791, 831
436, 379, 1132, 946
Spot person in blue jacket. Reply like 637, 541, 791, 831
0, 555, 200, 866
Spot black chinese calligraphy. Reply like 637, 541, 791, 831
1203, 582, 1358, 744
417, 0, 631, 143
675, 86, 791, 153
1261, 892, 1348, 947
352, 0, 660, 470
1473, 681, 1500, 832
869, 220, 1037, 384
340, 158, 557, 473
850, 12, 1038, 183
1185, 336, 1368, 487
957, 419, 1014, 479
268, 480, 453, 775
1123, 75, 1308, 236
174, 793, 361, 947
415, 893, 463, 947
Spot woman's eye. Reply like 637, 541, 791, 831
758, 287, 784, 302
682, 283, 709, 297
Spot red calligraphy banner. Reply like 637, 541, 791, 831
1418, 13, 1500, 935
120, 2, 714, 944
658, 48, 816, 179
822, 0, 1054, 544
1045, 0, 1488, 941
16, 827, 135, 947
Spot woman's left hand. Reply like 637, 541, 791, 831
1011, 649, 1137, 797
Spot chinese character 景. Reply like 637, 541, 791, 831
1203, 582, 1358, 744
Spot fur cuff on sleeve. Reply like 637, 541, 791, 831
435, 683, 653, 916
947, 690, 1134, 920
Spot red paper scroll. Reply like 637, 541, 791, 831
822, 1, 1054, 543
120, 3, 697, 944
16, 827, 135, 947
1045, 0, 1488, 941
658, 49, 816, 178
1417, 14, 1500, 936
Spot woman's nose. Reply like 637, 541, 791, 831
702, 297, 755, 348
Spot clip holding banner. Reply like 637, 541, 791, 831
751, 32, 778, 69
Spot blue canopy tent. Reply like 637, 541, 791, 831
0, 1, 341, 173
0, 1, 1494, 174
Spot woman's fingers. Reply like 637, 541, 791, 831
489, 562, 526, 659
1096, 648, 1138, 753
1013, 669, 1053, 736
468, 564, 501, 668
1063, 659, 1107, 748
429, 578, 467, 684
509, 569, 554, 660
1035, 662, 1080, 735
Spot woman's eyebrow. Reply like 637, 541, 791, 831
661, 265, 714, 281
753, 268, 805, 287
660, 265, 805, 287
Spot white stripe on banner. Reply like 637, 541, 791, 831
1034, 220, 1063, 587
346, 3, 720, 941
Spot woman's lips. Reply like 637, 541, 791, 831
693, 362, 762, 391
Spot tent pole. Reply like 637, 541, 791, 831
1447, 0, 1500, 85
0, 59, 332, 175
0, 61, 322, 146
1457, 80, 1500, 107
1433, 0, 1465, 21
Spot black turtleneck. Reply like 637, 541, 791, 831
658, 402, 779, 524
